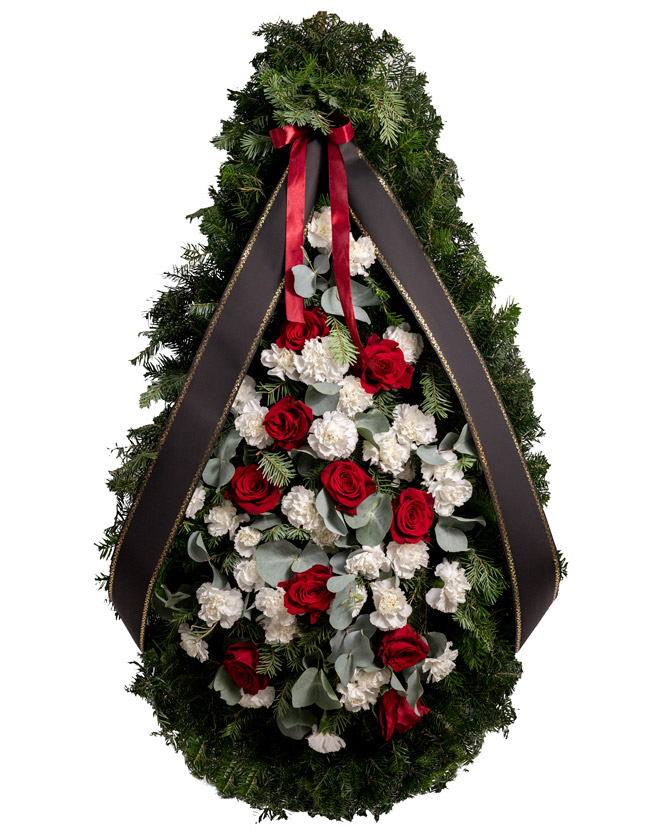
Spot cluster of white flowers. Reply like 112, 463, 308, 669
336, 375, 374, 418
421, 448, 473, 517
204, 500, 246, 538
260, 343, 300, 381
425, 558, 471, 614
294, 336, 349, 385
233, 557, 265, 592
337, 667, 391, 712
281, 485, 338, 547
385, 541, 429, 579
231, 375, 261, 414
233, 525, 262, 558
307, 206, 376, 277
255, 586, 299, 643
178, 623, 209, 662
235, 399, 270, 448
196, 583, 244, 629
383, 323, 424, 365
239, 686, 275, 709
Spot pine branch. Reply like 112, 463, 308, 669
256, 450, 296, 488
419, 362, 452, 417
326, 315, 358, 365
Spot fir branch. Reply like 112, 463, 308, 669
255, 378, 303, 406
256, 450, 296, 488
260, 524, 310, 543
325, 315, 358, 365
419, 362, 452, 417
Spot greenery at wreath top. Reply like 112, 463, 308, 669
98, 11, 565, 821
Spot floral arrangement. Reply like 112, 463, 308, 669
160, 206, 484, 751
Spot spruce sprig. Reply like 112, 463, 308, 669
257, 449, 296, 488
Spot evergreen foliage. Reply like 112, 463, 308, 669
99, 12, 564, 818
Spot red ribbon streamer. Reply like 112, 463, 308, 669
270, 119, 368, 364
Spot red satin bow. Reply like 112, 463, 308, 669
270, 119, 367, 366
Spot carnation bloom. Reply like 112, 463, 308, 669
336, 375, 373, 418
239, 686, 276, 709
294, 336, 349, 385
382, 323, 424, 365
178, 624, 209, 662
307, 727, 347, 754
391, 403, 436, 448
233, 525, 262, 557
385, 541, 429, 579
307, 206, 333, 253
345, 545, 391, 580
235, 399, 270, 449
425, 558, 471, 613
337, 667, 390, 712
233, 557, 265, 591
185, 483, 206, 519
369, 578, 413, 631
308, 411, 358, 460
196, 583, 244, 628
422, 642, 458, 683
349, 233, 376, 276
231, 375, 261, 414
363, 429, 411, 477
260, 343, 300, 381
204, 500, 244, 537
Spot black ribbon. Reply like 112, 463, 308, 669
109, 134, 559, 651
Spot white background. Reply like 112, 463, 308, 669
2, 1, 663, 828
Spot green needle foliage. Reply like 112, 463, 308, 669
98, 12, 565, 820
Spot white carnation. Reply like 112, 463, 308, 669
196, 583, 244, 628
369, 578, 413, 631
337, 667, 390, 712
345, 545, 391, 580
294, 336, 349, 386
422, 642, 458, 683
233, 525, 262, 558
260, 343, 300, 381
255, 586, 289, 620
336, 375, 374, 418
281, 486, 320, 530
386, 541, 429, 579
307, 726, 346, 754
262, 616, 299, 644
204, 500, 244, 538
349, 233, 376, 276
349, 581, 368, 617
427, 477, 473, 517
239, 686, 276, 708
307, 206, 333, 254
362, 429, 411, 476
420, 449, 460, 483
178, 624, 209, 663
309, 524, 339, 548
185, 483, 206, 519
235, 399, 271, 449
426, 558, 471, 614
233, 557, 265, 592
383, 323, 424, 365
308, 410, 358, 460
231, 375, 261, 414
392, 404, 437, 448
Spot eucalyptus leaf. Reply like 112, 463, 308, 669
210, 562, 227, 590
354, 410, 390, 446
439, 431, 459, 451
416, 445, 447, 466
390, 672, 406, 692
255, 540, 300, 586
406, 667, 424, 715
438, 515, 486, 531
293, 264, 317, 298
321, 286, 371, 323
345, 492, 392, 547
347, 280, 380, 307
434, 521, 469, 553
327, 573, 355, 593
425, 631, 449, 659
212, 667, 242, 706
318, 670, 342, 709
291, 667, 341, 710
347, 614, 377, 639
329, 551, 349, 575
315, 488, 348, 536
295, 452, 321, 478
305, 385, 340, 416
187, 531, 209, 563
312, 382, 340, 395
216, 429, 242, 462
335, 653, 355, 686
313, 253, 330, 274
292, 542, 329, 573
276, 706, 317, 740
328, 587, 356, 630
344, 630, 374, 667
453, 423, 476, 456
202, 457, 234, 488
250, 513, 281, 530
315, 277, 329, 292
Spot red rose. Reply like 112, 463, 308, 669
320, 460, 376, 515
276, 306, 329, 351
377, 689, 430, 740
378, 625, 430, 672
263, 395, 313, 451
358, 334, 414, 393
224, 464, 281, 514
222, 642, 268, 696
390, 487, 434, 543
278, 564, 334, 623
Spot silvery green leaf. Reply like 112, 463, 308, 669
347, 614, 376, 639
216, 429, 242, 462
315, 488, 347, 536
212, 667, 242, 706
321, 286, 371, 322
439, 432, 459, 451
255, 540, 300, 586
315, 277, 329, 292
453, 423, 476, 456
328, 629, 346, 662
425, 632, 448, 659
348, 280, 380, 307
354, 410, 390, 446
344, 630, 374, 667
305, 385, 340, 416
292, 264, 317, 298
313, 253, 330, 274
416, 445, 446, 466
345, 493, 392, 547
406, 667, 424, 715
330, 551, 349, 575
292, 542, 329, 573
250, 513, 280, 530
187, 531, 209, 562
390, 672, 406, 692
318, 670, 342, 709
435, 521, 469, 553
291, 667, 319, 708
276, 706, 317, 740
210, 562, 227, 589
312, 382, 340, 395
202, 457, 234, 488
335, 653, 355, 686
328, 588, 356, 630
438, 515, 486, 531
327, 573, 355, 593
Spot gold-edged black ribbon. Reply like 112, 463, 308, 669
109, 134, 559, 652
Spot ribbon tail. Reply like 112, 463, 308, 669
341, 140, 560, 652
284, 136, 308, 324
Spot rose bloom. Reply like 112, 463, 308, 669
224, 464, 281, 514
377, 689, 430, 740
276, 306, 329, 351
278, 564, 335, 624
358, 334, 414, 394
263, 395, 313, 450
390, 487, 434, 544
320, 459, 376, 514
222, 642, 268, 696
378, 624, 430, 672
